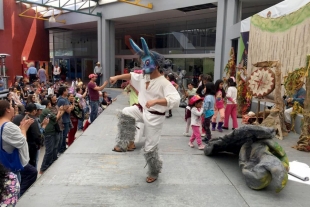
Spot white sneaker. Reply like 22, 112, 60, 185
201, 134, 206, 137
188, 142, 194, 148
183, 132, 190, 137
198, 144, 205, 150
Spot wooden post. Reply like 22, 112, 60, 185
274, 63, 283, 111
257, 61, 287, 140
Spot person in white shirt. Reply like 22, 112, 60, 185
47, 84, 54, 96
223, 77, 238, 130
53, 64, 61, 82
109, 37, 180, 183
94, 62, 102, 86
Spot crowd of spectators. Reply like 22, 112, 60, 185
0, 75, 116, 204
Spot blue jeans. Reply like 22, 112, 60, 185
58, 123, 70, 153
40, 134, 56, 172
54, 133, 60, 161
78, 108, 87, 130
54, 75, 60, 82
90, 101, 99, 123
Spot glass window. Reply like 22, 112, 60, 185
115, 18, 216, 55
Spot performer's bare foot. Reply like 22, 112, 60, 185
146, 177, 157, 183
127, 147, 135, 151
127, 141, 136, 151
112, 146, 124, 152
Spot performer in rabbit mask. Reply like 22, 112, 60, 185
109, 37, 180, 183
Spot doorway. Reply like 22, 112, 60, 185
84, 59, 96, 80
57, 58, 70, 81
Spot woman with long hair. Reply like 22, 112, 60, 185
223, 77, 238, 130
211, 79, 226, 132
26, 94, 36, 105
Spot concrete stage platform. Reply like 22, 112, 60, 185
18, 89, 310, 207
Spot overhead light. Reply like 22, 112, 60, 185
49, 16, 56, 23
49, 10, 56, 23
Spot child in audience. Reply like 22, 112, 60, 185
212, 79, 226, 132
166, 73, 178, 118
188, 95, 205, 150
223, 77, 238, 130
185, 82, 196, 97
183, 95, 194, 137
202, 82, 216, 142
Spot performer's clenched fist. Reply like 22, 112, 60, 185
110, 76, 117, 85
146, 100, 157, 108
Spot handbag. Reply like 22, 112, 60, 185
0, 122, 24, 172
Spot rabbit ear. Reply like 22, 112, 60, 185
141, 37, 150, 56
129, 38, 143, 55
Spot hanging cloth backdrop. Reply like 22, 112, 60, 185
247, 0, 310, 88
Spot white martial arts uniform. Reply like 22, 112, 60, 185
122, 72, 180, 151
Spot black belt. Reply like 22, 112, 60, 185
133, 103, 165, 116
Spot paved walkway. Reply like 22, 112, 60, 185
18, 89, 310, 207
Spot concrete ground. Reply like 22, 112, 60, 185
18, 89, 310, 207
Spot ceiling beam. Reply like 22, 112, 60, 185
118, 0, 152, 9
16, 0, 102, 17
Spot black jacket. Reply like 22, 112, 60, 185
12, 114, 42, 150
196, 84, 206, 98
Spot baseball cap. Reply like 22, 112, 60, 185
88, 74, 98, 79
96, 62, 100, 65
34, 103, 46, 110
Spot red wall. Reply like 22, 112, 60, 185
0, 1, 49, 85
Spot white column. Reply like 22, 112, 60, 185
214, 0, 226, 81
109, 21, 115, 79
214, 0, 240, 80
222, 0, 239, 73
101, 19, 115, 85
97, 18, 103, 83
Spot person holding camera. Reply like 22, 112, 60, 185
39, 99, 65, 174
